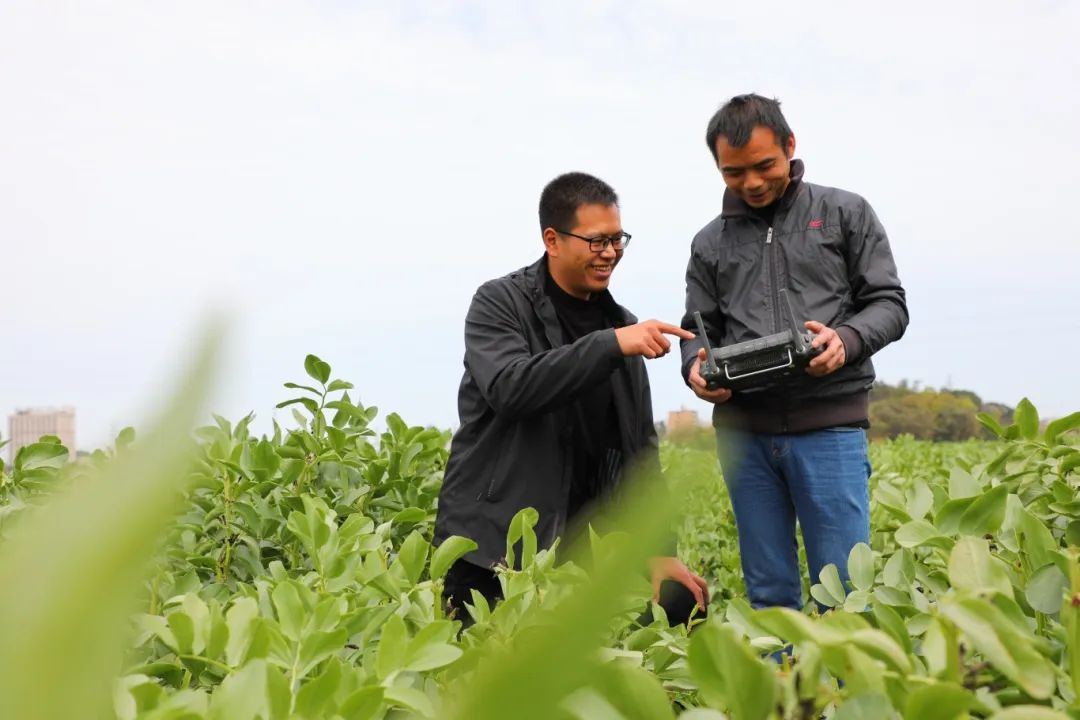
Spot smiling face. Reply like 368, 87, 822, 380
715, 125, 796, 208
543, 203, 623, 300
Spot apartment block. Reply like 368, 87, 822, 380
7, 407, 76, 465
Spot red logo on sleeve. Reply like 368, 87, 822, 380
808, 218, 824, 229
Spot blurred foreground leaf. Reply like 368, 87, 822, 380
0, 320, 224, 720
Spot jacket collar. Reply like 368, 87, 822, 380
519, 255, 631, 330
720, 158, 805, 218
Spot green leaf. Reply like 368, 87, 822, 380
505, 507, 540, 571
276, 444, 305, 459
1025, 564, 1068, 615
0, 320, 222, 720
988, 708, 1071, 720
589, 661, 676, 720
948, 536, 1013, 598
872, 602, 912, 655
834, 694, 894, 720
115, 426, 136, 449
376, 614, 408, 680
326, 379, 354, 392
948, 468, 983, 499
298, 629, 347, 677
848, 543, 875, 592
895, 520, 947, 549
430, 536, 479, 581
688, 621, 776, 720
845, 627, 913, 674
207, 659, 290, 720
167, 610, 196, 655
1045, 411, 1080, 444
560, 688, 625, 720
294, 660, 341, 719
1014, 398, 1040, 441
820, 563, 848, 601
271, 582, 306, 642
844, 589, 871, 613
403, 641, 462, 672
1063, 453, 1080, 477
986, 445, 1017, 477
275, 397, 319, 415
958, 483, 1009, 535
392, 506, 428, 525
396, 530, 429, 585
977, 412, 1007, 438
935, 496, 976, 535
324, 399, 368, 423
339, 687, 384, 720
753, 606, 821, 645
810, 582, 841, 608
883, 549, 915, 588
903, 682, 974, 720
181, 593, 211, 655
383, 686, 435, 717
304, 354, 331, 384
283, 382, 321, 395
14, 442, 69, 473
225, 598, 260, 667
1018, 510, 1059, 571
939, 596, 1057, 699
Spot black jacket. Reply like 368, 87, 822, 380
680, 160, 908, 433
435, 256, 661, 569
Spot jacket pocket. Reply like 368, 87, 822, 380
479, 449, 511, 501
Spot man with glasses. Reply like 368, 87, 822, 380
680, 94, 908, 613
435, 171, 709, 627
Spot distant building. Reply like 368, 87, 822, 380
666, 407, 701, 433
7, 407, 76, 466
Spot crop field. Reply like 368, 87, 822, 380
2, 349, 1079, 720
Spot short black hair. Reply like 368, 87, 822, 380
705, 93, 793, 162
538, 172, 618, 232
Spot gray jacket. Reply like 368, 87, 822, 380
435, 256, 661, 569
680, 160, 908, 433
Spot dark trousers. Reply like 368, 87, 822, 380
443, 559, 706, 628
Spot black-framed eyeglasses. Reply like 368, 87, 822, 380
555, 230, 632, 253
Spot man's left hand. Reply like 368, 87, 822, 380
804, 320, 846, 377
650, 556, 709, 610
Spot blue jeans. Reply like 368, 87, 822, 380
717, 427, 871, 610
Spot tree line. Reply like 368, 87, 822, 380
663, 380, 1016, 445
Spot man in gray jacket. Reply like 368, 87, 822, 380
681, 94, 908, 611
435, 171, 708, 626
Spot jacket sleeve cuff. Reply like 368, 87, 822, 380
599, 328, 625, 369
679, 340, 698, 385
835, 325, 864, 364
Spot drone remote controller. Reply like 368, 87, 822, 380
692, 289, 825, 392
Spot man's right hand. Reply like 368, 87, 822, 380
614, 320, 694, 360
689, 348, 733, 404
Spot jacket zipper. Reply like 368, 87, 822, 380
765, 225, 789, 433
765, 226, 782, 332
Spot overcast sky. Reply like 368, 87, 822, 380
3, 1, 1079, 450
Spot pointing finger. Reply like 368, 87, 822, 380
655, 321, 696, 340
